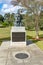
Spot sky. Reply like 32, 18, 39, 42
0, 0, 27, 15
0, 0, 12, 15
0, 0, 42, 16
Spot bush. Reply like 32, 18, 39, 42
39, 19, 43, 30
40, 26, 43, 30
2, 21, 9, 27
9, 22, 14, 26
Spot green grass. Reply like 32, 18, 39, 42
0, 26, 11, 45
26, 31, 43, 38
26, 31, 43, 50
0, 27, 43, 50
36, 41, 43, 50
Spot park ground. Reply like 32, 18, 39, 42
0, 26, 43, 50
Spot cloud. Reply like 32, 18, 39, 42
0, 3, 27, 15
0, 0, 11, 4
1, 4, 17, 14
2, 4, 8, 9
0, 0, 12, 15
1, 4, 14, 14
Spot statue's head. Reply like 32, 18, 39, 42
17, 9, 21, 14
14, 9, 23, 26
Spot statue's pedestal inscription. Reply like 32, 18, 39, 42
11, 26, 26, 47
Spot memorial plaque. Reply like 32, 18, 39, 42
11, 27, 26, 47
12, 32, 25, 42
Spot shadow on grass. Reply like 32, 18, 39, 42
27, 35, 33, 40
0, 37, 10, 45
26, 35, 33, 45
0, 26, 6, 28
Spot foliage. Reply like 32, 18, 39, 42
2, 21, 9, 27
4, 13, 15, 26
22, 14, 35, 30
39, 19, 43, 30
17, 0, 43, 39
21, 12, 43, 31
39, 11, 43, 30
0, 15, 4, 22
0, 13, 15, 26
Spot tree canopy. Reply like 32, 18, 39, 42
0, 15, 4, 22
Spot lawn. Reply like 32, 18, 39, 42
0, 27, 43, 50
26, 31, 43, 50
0, 26, 11, 45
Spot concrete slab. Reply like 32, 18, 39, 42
0, 41, 43, 65
0, 41, 10, 50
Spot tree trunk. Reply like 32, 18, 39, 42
35, 14, 39, 39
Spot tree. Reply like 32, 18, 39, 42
4, 13, 10, 24
4, 13, 15, 26
0, 15, 4, 22
17, 0, 43, 39
22, 14, 35, 30
39, 11, 43, 30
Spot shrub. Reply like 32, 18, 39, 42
40, 26, 43, 30
9, 22, 14, 26
2, 21, 9, 27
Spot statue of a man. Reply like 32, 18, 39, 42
15, 11, 23, 26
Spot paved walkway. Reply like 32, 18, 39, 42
0, 41, 43, 65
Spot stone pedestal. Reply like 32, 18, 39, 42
11, 26, 26, 47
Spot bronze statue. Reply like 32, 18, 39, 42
15, 10, 23, 26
